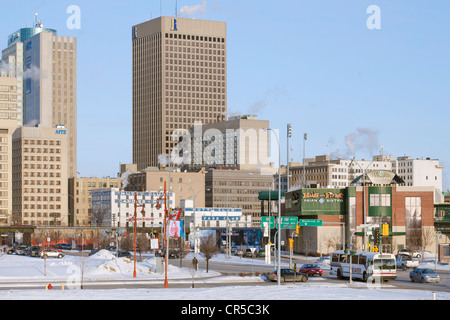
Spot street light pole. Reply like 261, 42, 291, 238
164, 181, 168, 288
265, 127, 281, 285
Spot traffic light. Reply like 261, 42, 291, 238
289, 238, 294, 249
295, 224, 300, 235
287, 124, 292, 138
374, 229, 380, 244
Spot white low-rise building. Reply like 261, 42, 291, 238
180, 199, 252, 230
91, 188, 175, 229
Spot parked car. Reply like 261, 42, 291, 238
409, 268, 440, 283
116, 251, 132, 258
89, 249, 100, 256
234, 248, 244, 256
300, 264, 323, 277
256, 249, 265, 257
398, 249, 422, 258
3, 245, 14, 254
15, 245, 28, 255
266, 269, 308, 283
154, 249, 179, 259
26, 246, 41, 257
55, 243, 72, 250
245, 249, 256, 258
40, 248, 64, 259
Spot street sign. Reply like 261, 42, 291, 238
298, 219, 322, 227
202, 216, 241, 221
280, 217, 298, 229
261, 216, 275, 229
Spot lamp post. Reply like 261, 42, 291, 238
178, 182, 209, 259
264, 127, 281, 285
303, 133, 307, 187
339, 157, 374, 250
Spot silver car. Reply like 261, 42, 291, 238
409, 268, 440, 283
40, 248, 64, 259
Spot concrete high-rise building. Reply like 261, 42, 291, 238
205, 169, 273, 227
190, 115, 271, 171
0, 76, 22, 225
21, 31, 77, 177
132, 16, 227, 170
12, 126, 70, 226
3, 16, 77, 179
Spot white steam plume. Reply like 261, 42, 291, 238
179, 0, 207, 17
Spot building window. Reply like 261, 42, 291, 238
405, 197, 422, 248
370, 194, 390, 207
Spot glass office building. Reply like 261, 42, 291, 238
7, 27, 57, 47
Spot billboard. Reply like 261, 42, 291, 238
168, 220, 183, 238
285, 188, 346, 216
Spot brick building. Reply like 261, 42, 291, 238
284, 174, 438, 255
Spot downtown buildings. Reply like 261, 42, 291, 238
0, 16, 77, 226
0, 13, 447, 255
130, 16, 275, 229
132, 16, 227, 170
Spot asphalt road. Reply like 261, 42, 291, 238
1, 251, 448, 292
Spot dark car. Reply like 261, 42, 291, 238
26, 246, 41, 257
15, 245, 28, 255
409, 268, 440, 283
116, 251, 132, 258
56, 243, 72, 250
256, 249, 265, 257
155, 249, 179, 259
89, 249, 100, 256
266, 269, 308, 283
245, 249, 255, 257
300, 264, 323, 277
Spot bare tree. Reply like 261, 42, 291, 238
91, 206, 109, 227
137, 234, 149, 261
121, 235, 133, 252
323, 235, 341, 253
199, 233, 219, 273
178, 238, 190, 268
421, 228, 435, 260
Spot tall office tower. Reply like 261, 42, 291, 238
22, 31, 77, 178
132, 17, 227, 170
2, 16, 77, 178
0, 75, 22, 225
2, 14, 57, 126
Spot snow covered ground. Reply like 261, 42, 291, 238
0, 249, 449, 301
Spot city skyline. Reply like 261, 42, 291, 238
0, 1, 448, 190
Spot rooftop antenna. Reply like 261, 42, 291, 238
34, 13, 43, 28
175, 0, 178, 17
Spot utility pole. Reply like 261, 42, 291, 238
287, 124, 292, 191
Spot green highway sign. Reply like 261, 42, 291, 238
280, 217, 298, 229
261, 216, 275, 229
299, 219, 322, 227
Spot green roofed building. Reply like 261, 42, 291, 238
282, 183, 443, 256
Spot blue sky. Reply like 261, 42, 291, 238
1, 1, 449, 190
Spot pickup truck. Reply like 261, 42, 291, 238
396, 255, 419, 270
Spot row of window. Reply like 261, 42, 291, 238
165, 33, 225, 43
